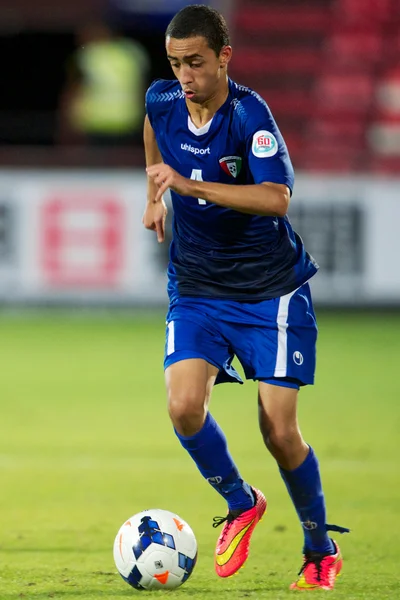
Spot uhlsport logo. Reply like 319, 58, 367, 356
252, 130, 278, 158
293, 351, 304, 365
219, 155, 242, 178
181, 143, 210, 155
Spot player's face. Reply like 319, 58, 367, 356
166, 36, 231, 104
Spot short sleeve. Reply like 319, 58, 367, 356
243, 97, 295, 193
145, 79, 182, 131
145, 79, 162, 130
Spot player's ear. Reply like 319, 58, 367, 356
219, 45, 232, 69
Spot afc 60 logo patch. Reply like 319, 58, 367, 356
252, 130, 278, 158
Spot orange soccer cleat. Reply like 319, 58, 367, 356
213, 488, 266, 578
290, 540, 343, 591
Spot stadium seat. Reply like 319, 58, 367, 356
370, 155, 400, 172
309, 118, 367, 149
232, 48, 321, 75
258, 90, 313, 119
314, 74, 374, 113
281, 132, 304, 156
384, 32, 400, 68
298, 144, 366, 172
327, 30, 383, 67
334, 0, 393, 23
234, 7, 329, 33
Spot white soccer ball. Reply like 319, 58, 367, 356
113, 508, 197, 590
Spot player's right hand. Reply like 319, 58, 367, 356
142, 199, 168, 243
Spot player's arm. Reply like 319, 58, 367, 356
146, 163, 290, 217
142, 115, 168, 242
144, 115, 163, 203
181, 180, 290, 217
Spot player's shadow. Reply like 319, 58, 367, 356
0, 594, 134, 599
177, 585, 274, 598
1, 547, 90, 552
1, 585, 277, 598
1, 593, 259, 599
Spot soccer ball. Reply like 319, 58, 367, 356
113, 508, 197, 590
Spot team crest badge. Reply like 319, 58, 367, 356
219, 156, 242, 178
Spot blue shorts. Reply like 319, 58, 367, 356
164, 283, 317, 389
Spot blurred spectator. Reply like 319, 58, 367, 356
368, 66, 400, 157
376, 67, 400, 118
58, 22, 150, 146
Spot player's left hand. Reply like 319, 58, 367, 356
146, 164, 192, 202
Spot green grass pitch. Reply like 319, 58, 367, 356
0, 310, 399, 599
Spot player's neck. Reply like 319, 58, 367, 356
186, 81, 229, 129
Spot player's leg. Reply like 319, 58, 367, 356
164, 319, 254, 513
257, 382, 348, 590
226, 282, 333, 550
258, 382, 332, 549
224, 283, 348, 588
164, 311, 264, 577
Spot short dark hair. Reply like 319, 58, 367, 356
166, 4, 230, 56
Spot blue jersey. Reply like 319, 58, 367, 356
146, 78, 318, 301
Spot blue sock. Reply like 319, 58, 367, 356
279, 446, 334, 554
175, 412, 254, 512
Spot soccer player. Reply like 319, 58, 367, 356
143, 4, 349, 591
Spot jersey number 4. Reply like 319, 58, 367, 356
190, 169, 206, 205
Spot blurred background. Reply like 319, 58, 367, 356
0, 0, 399, 307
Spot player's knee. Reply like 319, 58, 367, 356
167, 389, 206, 436
262, 424, 300, 455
